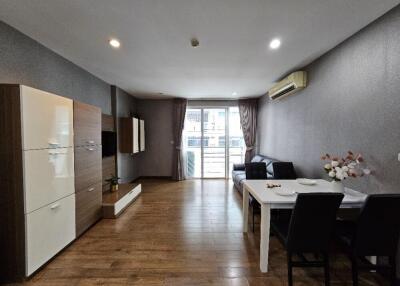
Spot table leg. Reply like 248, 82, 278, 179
243, 185, 249, 233
260, 203, 271, 272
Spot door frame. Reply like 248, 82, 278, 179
185, 106, 230, 179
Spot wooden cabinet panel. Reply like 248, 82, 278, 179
0, 84, 25, 283
119, 117, 139, 154
75, 182, 102, 237
21, 86, 73, 150
73, 101, 101, 147
102, 155, 116, 192
74, 146, 102, 192
101, 113, 115, 132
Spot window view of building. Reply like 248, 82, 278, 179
183, 107, 245, 178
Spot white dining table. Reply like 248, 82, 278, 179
242, 179, 367, 273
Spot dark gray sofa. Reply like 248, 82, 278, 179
232, 154, 279, 194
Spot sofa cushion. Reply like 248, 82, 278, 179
236, 173, 246, 185
232, 154, 282, 197
266, 161, 275, 175
232, 171, 245, 185
261, 157, 277, 175
251, 155, 264, 163
233, 163, 245, 171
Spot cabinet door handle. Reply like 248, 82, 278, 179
88, 187, 95, 192
129, 190, 134, 195
86, 147, 95, 151
87, 140, 95, 144
48, 141, 60, 147
49, 152, 67, 155
50, 203, 60, 210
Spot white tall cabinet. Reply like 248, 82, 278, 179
140, 119, 145, 152
0, 85, 76, 282
21, 86, 76, 276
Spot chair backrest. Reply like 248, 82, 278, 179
353, 194, 400, 256
272, 162, 297, 179
245, 162, 267, 179
287, 193, 344, 253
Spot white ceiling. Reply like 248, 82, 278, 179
0, 0, 399, 99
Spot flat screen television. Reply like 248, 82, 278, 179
102, 131, 116, 157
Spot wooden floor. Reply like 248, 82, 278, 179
17, 179, 388, 286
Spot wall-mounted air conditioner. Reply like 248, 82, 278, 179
268, 71, 307, 100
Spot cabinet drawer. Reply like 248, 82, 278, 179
21, 86, 73, 150
25, 194, 75, 276
114, 184, 142, 215
73, 101, 101, 147
74, 146, 102, 192
76, 182, 102, 237
24, 148, 75, 214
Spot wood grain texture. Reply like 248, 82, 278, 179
75, 182, 102, 237
73, 101, 101, 147
74, 102, 103, 239
101, 113, 115, 132
74, 146, 102, 192
14, 179, 388, 286
102, 156, 116, 192
0, 84, 25, 283
118, 117, 133, 153
101, 113, 117, 192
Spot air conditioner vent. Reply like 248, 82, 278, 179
270, 84, 296, 99
268, 71, 307, 100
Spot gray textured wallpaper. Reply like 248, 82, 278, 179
258, 5, 400, 195
258, 7, 400, 275
0, 21, 111, 114
114, 87, 141, 183
137, 99, 174, 177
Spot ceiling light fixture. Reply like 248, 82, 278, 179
269, 38, 281, 50
232, 92, 238, 96
191, 38, 200, 48
109, 38, 121, 48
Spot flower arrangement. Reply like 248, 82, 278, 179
321, 151, 370, 182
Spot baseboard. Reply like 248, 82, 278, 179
131, 176, 173, 182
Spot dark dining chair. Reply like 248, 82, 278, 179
335, 194, 400, 286
272, 162, 298, 221
272, 162, 297, 179
245, 162, 267, 232
271, 193, 344, 286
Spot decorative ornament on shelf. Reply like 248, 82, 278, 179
106, 175, 121, 192
321, 151, 371, 193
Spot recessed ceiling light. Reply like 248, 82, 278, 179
232, 92, 238, 96
191, 38, 200, 48
269, 38, 281, 50
109, 38, 121, 48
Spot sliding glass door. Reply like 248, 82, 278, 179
184, 108, 202, 178
203, 109, 226, 178
183, 107, 245, 179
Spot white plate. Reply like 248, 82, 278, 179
296, 178, 317, 185
273, 189, 296, 196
